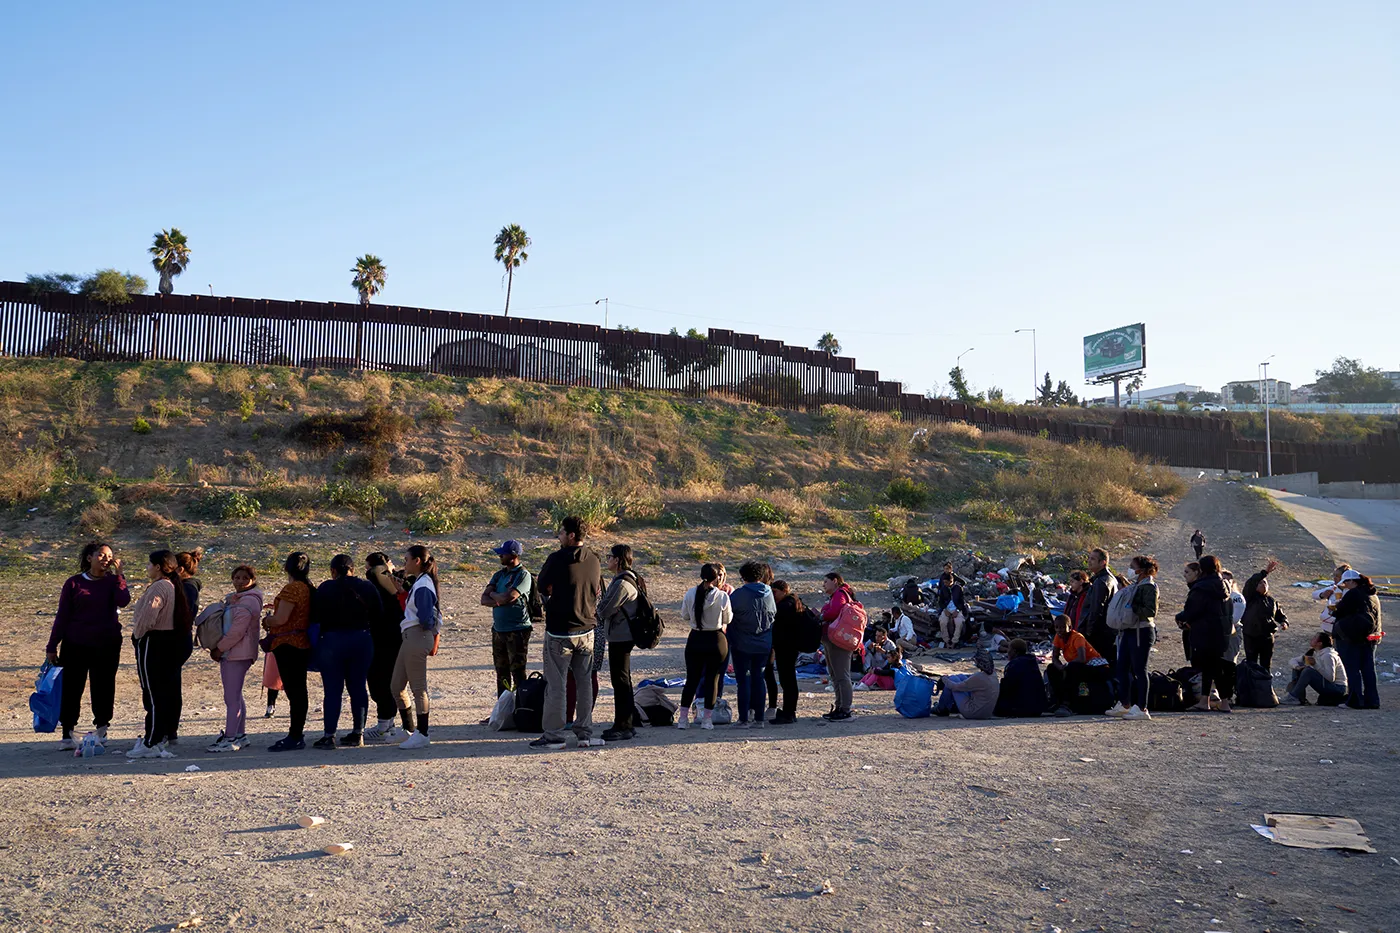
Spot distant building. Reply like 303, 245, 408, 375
1385, 371, 1400, 389
1124, 383, 1202, 406
1291, 383, 1318, 404
1221, 378, 1291, 405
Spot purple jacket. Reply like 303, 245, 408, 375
47, 573, 132, 652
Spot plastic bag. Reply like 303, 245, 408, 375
692, 698, 733, 725
893, 666, 933, 718
30, 662, 63, 733
995, 593, 1024, 613
488, 689, 516, 731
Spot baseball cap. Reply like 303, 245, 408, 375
1339, 569, 1361, 583
492, 540, 523, 556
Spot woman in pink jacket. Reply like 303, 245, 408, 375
820, 572, 860, 722
206, 566, 264, 753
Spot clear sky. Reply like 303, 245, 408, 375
2, 2, 1396, 401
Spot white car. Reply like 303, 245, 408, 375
1191, 403, 1229, 412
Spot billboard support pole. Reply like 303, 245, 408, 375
1113, 374, 1121, 408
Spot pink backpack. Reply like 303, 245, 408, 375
827, 597, 867, 651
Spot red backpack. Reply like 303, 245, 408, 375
827, 596, 867, 651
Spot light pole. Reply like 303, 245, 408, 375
1015, 328, 1037, 402
957, 347, 975, 367
595, 298, 609, 329
1259, 356, 1275, 477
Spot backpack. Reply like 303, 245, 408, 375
632, 684, 677, 726
193, 602, 228, 650
797, 607, 824, 653
826, 597, 868, 652
526, 568, 545, 626
1106, 582, 1144, 631
29, 662, 63, 733
512, 672, 547, 732
1147, 670, 1185, 712
624, 572, 666, 650
1233, 661, 1279, 708
1169, 666, 1202, 707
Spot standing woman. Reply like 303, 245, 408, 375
46, 542, 131, 750
728, 561, 777, 728
1333, 570, 1382, 709
769, 581, 805, 724
678, 563, 733, 730
364, 552, 406, 741
128, 550, 193, 758
206, 566, 263, 752
597, 544, 641, 742
820, 571, 859, 722
165, 549, 202, 745
1111, 555, 1158, 721
392, 545, 441, 750
313, 554, 381, 748
264, 552, 315, 752
1176, 556, 1232, 712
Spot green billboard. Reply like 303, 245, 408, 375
1083, 324, 1146, 381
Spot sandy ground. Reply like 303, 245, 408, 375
0, 479, 1396, 933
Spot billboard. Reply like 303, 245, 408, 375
1083, 324, 1146, 381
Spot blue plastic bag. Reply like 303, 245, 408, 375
30, 662, 63, 733
893, 665, 933, 718
996, 593, 1024, 612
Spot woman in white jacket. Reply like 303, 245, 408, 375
1283, 631, 1348, 706
206, 566, 264, 752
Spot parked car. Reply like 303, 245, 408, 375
1191, 403, 1229, 412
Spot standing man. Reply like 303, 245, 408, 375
1190, 530, 1206, 560
530, 517, 603, 749
1080, 547, 1119, 668
480, 540, 532, 699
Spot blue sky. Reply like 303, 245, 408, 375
2, 2, 1396, 400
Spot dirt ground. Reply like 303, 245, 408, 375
0, 479, 1396, 933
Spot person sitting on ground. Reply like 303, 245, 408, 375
889, 605, 920, 656
1047, 614, 1109, 716
864, 626, 897, 671
994, 638, 1046, 718
933, 648, 1000, 720
1282, 631, 1347, 706
977, 622, 1009, 655
937, 573, 969, 648
1240, 560, 1288, 670
900, 577, 924, 606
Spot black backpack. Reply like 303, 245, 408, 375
797, 606, 824, 654
1147, 670, 1185, 712
526, 567, 545, 626
1169, 666, 1202, 707
513, 672, 547, 732
624, 572, 666, 650
1233, 661, 1279, 708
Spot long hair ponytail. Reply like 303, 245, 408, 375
150, 549, 192, 631
407, 544, 439, 591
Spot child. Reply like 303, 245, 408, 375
864, 626, 897, 672
859, 645, 903, 691
889, 605, 920, 656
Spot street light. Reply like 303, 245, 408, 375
1260, 355, 1275, 477
595, 297, 609, 329
1015, 328, 1037, 402
957, 347, 975, 367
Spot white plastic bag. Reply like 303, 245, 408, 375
488, 689, 516, 731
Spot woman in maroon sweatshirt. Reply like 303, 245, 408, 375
46, 542, 131, 750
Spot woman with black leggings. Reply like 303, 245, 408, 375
678, 563, 732, 731
264, 552, 315, 752
769, 580, 804, 724
1176, 556, 1233, 712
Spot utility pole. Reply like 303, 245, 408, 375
1015, 328, 1036, 402
1260, 356, 1275, 477
595, 297, 609, 330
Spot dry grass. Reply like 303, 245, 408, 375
78, 502, 119, 537
990, 439, 1186, 522
131, 506, 175, 530
0, 448, 57, 505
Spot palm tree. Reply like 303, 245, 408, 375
351, 254, 387, 307
493, 224, 531, 316
148, 228, 191, 295
816, 332, 842, 355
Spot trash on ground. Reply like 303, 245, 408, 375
298, 815, 326, 828
183, 765, 200, 772
1252, 814, 1375, 853
323, 842, 355, 856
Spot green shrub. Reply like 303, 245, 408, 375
237, 391, 255, 422
1058, 510, 1105, 536
419, 398, 455, 427
879, 533, 931, 562
549, 482, 618, 530
132, 416, 152, 434
883, 476, 930, 509
957, 498, 1018, 525
200, 490, 261, 522
322, 479, 388, 526
735, 497, 788, 525
408, 501, 470, 535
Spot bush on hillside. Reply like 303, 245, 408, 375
879, 532, 931, 563
408, 501, 470, 535
322, 479, 388, 526
549, 482, 618, 530
736, 497, 788, 525
883, 476, 930, 509
197, 490, 261, 522
78, 502, 119, 537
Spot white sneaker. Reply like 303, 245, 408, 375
676, 710, 690, 730
853, 682, 870, 692
58, 736, 76, 751
126, 742, 160, 759
363, 719, 395, 741
579, 737, 606, 747
206, 737, 238, 753
700, 713, 714, 731
264, 704, 276, 718
1122, 705, 1152, 721
398, 731, 431, 750
379, 725, 408, 743
156, 741, 175, 759
1105, 702, 1129, 717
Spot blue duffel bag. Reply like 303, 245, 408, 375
30, 662, 64, 733
893, 664, 933, 718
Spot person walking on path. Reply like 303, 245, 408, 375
47, 542, 130, 750
206, 566, 264, 753
1190, 530, 1206, 560
530, 518, 603, 749
264, 552, 315, 752
820, 571, 859, 722
480, 540, 533, 700
597, 544, 641, 742
1081, 548, 1120, 668
1333, 570, 1382, 709
1241, 560, 1288, 670
128, 550, 193, 758
313, 555, 382, 749
769, 580, 805, 724
677, 563, 733, 731
1176, 556, 1233, 712
364, 553, 406, 742
393, 545, 442, 749
728, 561, 777, 729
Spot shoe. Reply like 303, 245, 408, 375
339, 732, 364, 747
155, 741, 175, 759
676, 709, 690, 730
578, 737, 606, 747
379, 725, 408, 743
206, 736, 239, 753
95, 726, 108, 742
601, 728, 634, 741
232, 734, 247, 748
1053, 705, 1073, 718
477, 717, 492, 725
700, 713, 714, 731
752, 719, 767, 729
363, 719, 394, 741
126, 742, 160, 759
398, 731, 431, 750
1122, 705, 1152, 721
312, 735, 338, 750
529, 737, 566, 750
1105, 702, 1129, 717
1214, 699, 1233, 713
58, 736, 76, 751
165, 735, 179, 746
1280, 694, 1303, 706
264, 705, 276, 718
734, 720, 751, 730
827, 709, 853, 722
771, 713, 796, 725
268, 736, 305, 752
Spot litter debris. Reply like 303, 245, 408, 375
819, 879, 835, 895
176, 920, 202, 930
1078, 757, 1096, 763
1252, 814, 1375, 853
1180, 849, 1193, 854
183, 765, 200, 772
1319, 759, 1334, 765
298, 816, 327, 828
323, 842, 355, 856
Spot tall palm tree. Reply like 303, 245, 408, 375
148, 228, 191, 295
351, 254, 387, 307
493, 224, 531, 316
816, 332, 842, 355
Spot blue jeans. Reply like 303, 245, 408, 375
319, 629, 373, 733
935, 673, 970, 716
1336, 641, 1379, 709
732, 647, 771, 722
1289, 666, 1347, 705
1116, 625, 1156, 709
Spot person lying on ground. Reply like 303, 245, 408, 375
1282, 631, 1347, 706
994, 638, 1047, 718
934, 648, 1000, 720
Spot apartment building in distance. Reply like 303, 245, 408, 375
1221, 378, 1291, 405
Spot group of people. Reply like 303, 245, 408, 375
45, 542, 442, 756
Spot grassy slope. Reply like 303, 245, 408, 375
0, 359, 1185, 576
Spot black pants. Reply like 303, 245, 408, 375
167, 632, 193, 739
134, 631, 183, 747
764, 654, 778, 709
57, 641, 121, 737
1088, 628, 1117, 670
774, 645, 800, 718
1192, 650, 1229, 702
681, 630, 728, 710
609, 640, 635, 730
272, 644, 312, 740
369, 626, 402, 720
1193, 544, 1204, 560
1243, 633, 1274, 671
1047, 662, 1105, 708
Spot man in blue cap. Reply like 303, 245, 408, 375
480, 539, 533, 698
